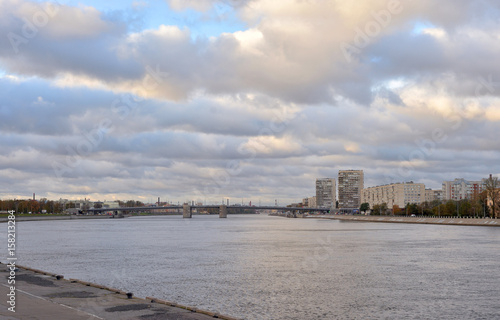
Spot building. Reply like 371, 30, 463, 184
442, 178, 486, 201
362, 182, 425, 209
425, 189, 443, 202
103, 201, 120, 209
308, 196, 317, 208
60, 198, 92, 211
302, 198, 309, 207
338, 170, 364, 210
316, 178, 336, 209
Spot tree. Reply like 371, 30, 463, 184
485, 174, 499, 219
405, 203, 419, 216
126, 200, 136, 207
443, 200, 456, 216
419, 201, 433, 216
459, 199, 472, 217
393, 205, 403, 215
135, 201, 144, 207
372, 203, 389, 215
380, 202, 388, 215
30, 200, 40, 213
360, 203, 370, 212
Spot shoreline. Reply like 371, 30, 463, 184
0, 214, 123, 223
1, 263, 240, 320
0, 212, 257, 223
308, 215, 500, 227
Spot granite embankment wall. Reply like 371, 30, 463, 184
316, 215, 500, 227
0, 263, 240, 320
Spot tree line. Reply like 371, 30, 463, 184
0, 199, 146, 214
0, 199, 65, 214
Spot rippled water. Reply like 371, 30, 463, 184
3, 215, 500, 319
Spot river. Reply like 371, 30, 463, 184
4, 215, 500, 319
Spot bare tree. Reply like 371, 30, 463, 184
485, 174, 499, 218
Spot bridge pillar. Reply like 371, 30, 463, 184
183, 204, 192, 218
219, 205, 227, 218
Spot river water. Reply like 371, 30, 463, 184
4, 215, 500, 319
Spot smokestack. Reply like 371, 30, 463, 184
33, 193, 35, 201
158, 197, 160, 206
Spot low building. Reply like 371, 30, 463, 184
103, 201, 120, 209
362, 182, 425, 209
302, 198, 309, 207
425, 189, 443, 202
308, 196, 317, 208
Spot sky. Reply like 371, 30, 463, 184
1, 0, 500, 205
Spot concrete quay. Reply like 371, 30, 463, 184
312, 215, 500, 227
0, 263, 240, 320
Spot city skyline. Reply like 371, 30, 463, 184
2, 173, 492, 208
1, 1, 500, 204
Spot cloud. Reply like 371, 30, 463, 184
2, 0, 500, 104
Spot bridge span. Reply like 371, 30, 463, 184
84, 205, 330, 218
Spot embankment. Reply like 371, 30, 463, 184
0, 215, 123, 223
312, 215, 500, 227
0, 263, 240, 320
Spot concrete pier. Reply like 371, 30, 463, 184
219, 205, 227, 218
183, 204, 192, 218
0, 263, 240, 320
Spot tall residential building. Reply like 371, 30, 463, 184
316, 178, 336, 209
442, 178, 486, 201
362, 182, 425, 209
338, 170, 364, 209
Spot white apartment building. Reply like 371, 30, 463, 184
316, 178, 336, 209
442, 178, 486, 201
361, 182, 425, 209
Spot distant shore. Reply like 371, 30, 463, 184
0, 212, 242, 223
0, 214, 137, 223
0, 214, 121, 223
308, 215, 500, 227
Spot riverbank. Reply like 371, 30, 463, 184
310, 215, 500, 227
0, 214, 126, 223
0, 263, 239, 320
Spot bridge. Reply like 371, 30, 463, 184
84, 205, 331, 218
